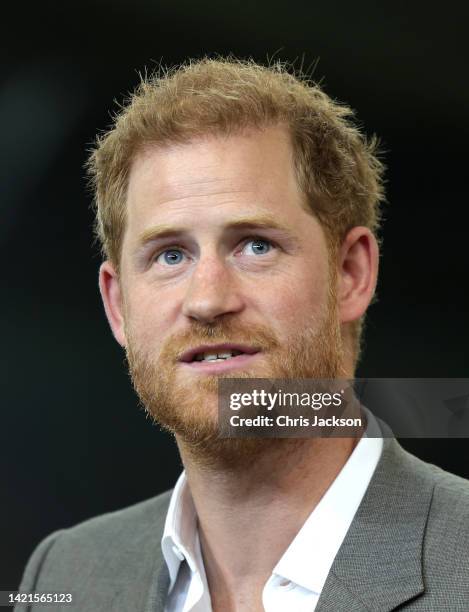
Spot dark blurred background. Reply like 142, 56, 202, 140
2, 0, 468, 592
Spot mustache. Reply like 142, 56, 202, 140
158, 320, 281, 362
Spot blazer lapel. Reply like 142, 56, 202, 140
139, 492, 172, 612
316, 437, 436, 611
145, 557, 170, 612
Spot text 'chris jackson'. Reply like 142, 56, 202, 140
229, 415, 363, 428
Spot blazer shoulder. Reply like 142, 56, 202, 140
393, 441, 469, 495
428, 463, 469, 524
54, 487, 173, 555
18, 488, 173, 598
418, 461, 469, 596
396, 449, 469, 584
404, 448, 469, 507
62, 487, 174, 540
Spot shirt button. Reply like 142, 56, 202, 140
172, 545, 185, 561
278, 578, 292, 588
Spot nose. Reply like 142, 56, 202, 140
181, 255, 245, 324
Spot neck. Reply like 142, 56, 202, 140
176, 434, 360, 609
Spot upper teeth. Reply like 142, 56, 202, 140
194, 350, 243, 362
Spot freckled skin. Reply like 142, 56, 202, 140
99, 124, 378, 435
121, 126, 330, 365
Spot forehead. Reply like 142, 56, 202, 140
123, 125, 314, 244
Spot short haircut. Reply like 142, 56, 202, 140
87, 56, 385, 364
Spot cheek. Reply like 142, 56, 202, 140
123, 283, 178, 350
251, 266, 329, 333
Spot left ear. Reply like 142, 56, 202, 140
337, 226, 379, 324
99, 260, 128, 347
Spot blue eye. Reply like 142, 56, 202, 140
243, 239, 272, 255
156, 249, 185, 265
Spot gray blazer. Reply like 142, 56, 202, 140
15, 438, 469, 611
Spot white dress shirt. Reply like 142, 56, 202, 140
161, 407, 383, 611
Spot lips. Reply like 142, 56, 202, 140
179, 343, 260, 363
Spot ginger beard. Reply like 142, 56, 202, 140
124, 271, 347, 470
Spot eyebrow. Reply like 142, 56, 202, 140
136, 214, 294, 248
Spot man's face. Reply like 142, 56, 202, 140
106, 125, 347, 461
